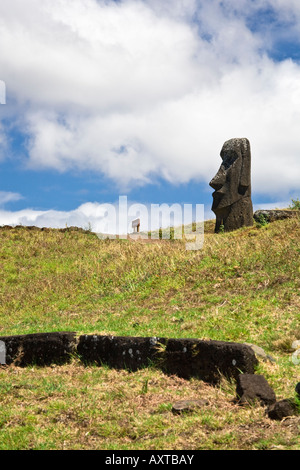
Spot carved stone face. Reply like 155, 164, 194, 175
209, 138, 251, 213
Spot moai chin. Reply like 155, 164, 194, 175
209, 138, 253, 233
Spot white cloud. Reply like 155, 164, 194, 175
253, 200, 291, 211
0, 202, 113, 232
0, 191, 23, 207
0, 0, 300, 198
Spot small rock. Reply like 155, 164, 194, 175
291, 340, 300, 351
291, 350, 300, 365
236, 374, 276, 406
267, 399, 298, 421
172, 399, 209, 415
244, 343, 276, 363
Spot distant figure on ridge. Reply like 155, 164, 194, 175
209, 138, 253, 232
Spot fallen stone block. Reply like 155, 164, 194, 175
267, 399, 298, 421
77, 334, 162, 371
0, 332, 259, 385
236, 373, 276, 406
77, 335, 258, 384
0, 332, 77, 366
160, 338, 258, 384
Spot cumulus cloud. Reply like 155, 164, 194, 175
0, 0, 300, 198
0, 202, 115, 232
0, 191, 23, 207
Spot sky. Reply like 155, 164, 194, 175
0, 0, 300, 233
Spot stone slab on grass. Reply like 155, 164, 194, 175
236, 373, 276, 406
0, 332, 259, 385
161, 338, 258, 384
0, 332, 77, 366
267, 399, 298, 421
77, 335, 258, 384
76, 334, 163, 371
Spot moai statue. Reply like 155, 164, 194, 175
209, 138, 253, 232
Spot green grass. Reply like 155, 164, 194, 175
0, 217, 299, 450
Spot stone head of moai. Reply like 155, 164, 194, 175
209, 138, 253, 233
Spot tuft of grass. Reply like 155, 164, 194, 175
289, 198, 300, 210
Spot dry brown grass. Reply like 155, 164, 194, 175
0, 361, 299, 450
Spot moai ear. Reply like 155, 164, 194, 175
239, 138, 251, 189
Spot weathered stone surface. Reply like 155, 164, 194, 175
160, 338, 258, 384
267, 399, 298, 421
236, 374, 276, 406
0, 332, 77, 366
77, 335, 163, 371
209, 138, 253, 232
0, 332, 258, 384
243, 343, 276, 363
253, 209, 299, 223
77, 335, 258, 384
172, 399, 209, 414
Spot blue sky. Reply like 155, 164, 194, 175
0, 0, 300, 231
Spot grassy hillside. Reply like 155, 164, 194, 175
0, 216, 299, 450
